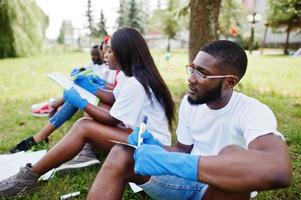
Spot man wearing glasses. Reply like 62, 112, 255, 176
86, 40, 291, 200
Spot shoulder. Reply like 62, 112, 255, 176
234, 92, 274, 115
122, 76, 145, 93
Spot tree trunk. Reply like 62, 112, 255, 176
260, 23, 268, 55
284, 20, 291, 55
189, 0, 222, 62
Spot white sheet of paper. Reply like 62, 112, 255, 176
129, 182, 143, 193
108, 140, 137, 149
0, 150, 55, 181
47, 72, 98, 106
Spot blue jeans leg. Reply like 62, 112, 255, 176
139, 175, 208, 200
49, 102, 78, 128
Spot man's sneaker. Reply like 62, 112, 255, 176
29, 104, 54, 117
55, 143, 100, 174
0, 164, 39, 198
9, 136, 49, 153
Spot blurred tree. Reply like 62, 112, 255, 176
0, 0, 48, 58
57, 20, 74, 45
127, 0, 144, 33
85, 0, 97, 37
96, 10, 108, 38
117, 0, 127, 28
163, 0, 180, 52
267, 0, 301, 54
189, 0, 222, 62
219, 0, 244, 39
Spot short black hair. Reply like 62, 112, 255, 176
200, 40, 248, 80
91, 45, 99, 51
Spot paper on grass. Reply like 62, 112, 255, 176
47, 72, 98, 106
0, 150, 55, 181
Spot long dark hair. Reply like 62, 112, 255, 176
111, 27, 175, 128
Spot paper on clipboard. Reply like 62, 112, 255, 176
47, 72, 99, 106
109, 140, 137, 149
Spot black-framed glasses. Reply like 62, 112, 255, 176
186, 64, 239, 81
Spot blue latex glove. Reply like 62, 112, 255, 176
74, 75, 99, 94
134, 145, 199, 181
86, 75, 106, 89
63, 88, 88, 110
127, 128, 162, 147
70, 67, 81, 77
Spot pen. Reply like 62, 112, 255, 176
138, 116, 148, 147
72, 68, 93, 80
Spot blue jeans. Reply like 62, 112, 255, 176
49, 102, 78, 128
139, 175, 208, 200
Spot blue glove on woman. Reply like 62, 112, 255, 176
128, 128, 162, 147
134, 144, 199, 181
70, 67, 81, 77
86, 75, 106, 89
63, 88, 88, 110
74, 75, 99, 94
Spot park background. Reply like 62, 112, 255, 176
0, 0, 301, 199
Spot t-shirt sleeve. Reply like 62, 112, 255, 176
240, 100, 283, 146
110, 78, 146, 129
176, 96, 194, 145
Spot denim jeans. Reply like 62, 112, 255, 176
139, 175, 208, 200
49, 102, 78, 128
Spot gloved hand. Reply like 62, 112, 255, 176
63, 88, 88, 110
70, 67, 81, 77
74, 75, 99, 94
134, 144, 199, 181
127, 128, 162, 147
86, 75, 106, 89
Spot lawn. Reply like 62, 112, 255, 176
0, 50, 300, 200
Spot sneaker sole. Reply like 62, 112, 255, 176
55, 160, 101, 175
29, 112, 50, 117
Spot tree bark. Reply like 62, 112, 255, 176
284, 20, 291, 55
189, 0, 222, 62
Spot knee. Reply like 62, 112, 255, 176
69, 117, 94, 135
102, 144, 134, 174
218, 145, 244, 155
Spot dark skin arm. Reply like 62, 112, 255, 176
164, 141, 193, 153
197, 133, 292, 192
83, 104, 120, 126
94, 88, 115, 106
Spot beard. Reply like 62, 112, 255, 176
188, 81, 223, 105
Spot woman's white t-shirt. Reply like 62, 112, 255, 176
85, 63, 116, 84
110, 74, 171, 145
176, 92, 284, 156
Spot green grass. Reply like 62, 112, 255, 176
0, 50, 300, 199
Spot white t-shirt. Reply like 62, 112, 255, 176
110, 74, 171, 145
112, 71, 127, 97
176, 92, 283, 156
85, 63, 116, 84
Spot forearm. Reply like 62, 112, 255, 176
95, 89, 115, 106
198, 146, 291, 192
84, 104, 119, 126
164, 141, 192, 153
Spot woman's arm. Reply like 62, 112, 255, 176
94, 89, 115, 106
84, 103, 120, 126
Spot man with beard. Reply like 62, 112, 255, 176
85, 40, 291, 200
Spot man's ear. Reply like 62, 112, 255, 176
226, 77, 238, 88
